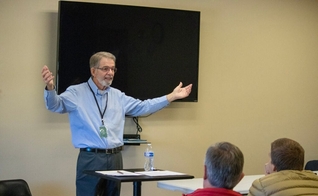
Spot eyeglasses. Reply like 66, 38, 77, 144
96, 66, 117, 73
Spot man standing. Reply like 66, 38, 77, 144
184, 142, 244, 196
41, 51, 192, 196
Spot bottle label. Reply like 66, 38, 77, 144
144, 151, 154, 157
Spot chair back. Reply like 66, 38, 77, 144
0, 179, 32, 196
305, 160, 318, 171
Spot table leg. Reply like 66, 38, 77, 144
133, 181, 141, 196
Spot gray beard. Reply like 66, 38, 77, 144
98, 78, 112, 88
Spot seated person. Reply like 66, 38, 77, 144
183, 142, 244, 196
248, 138, 318, 196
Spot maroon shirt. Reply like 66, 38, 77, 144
183, 188, 242, 196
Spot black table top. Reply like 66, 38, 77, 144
84, 168, 194, 183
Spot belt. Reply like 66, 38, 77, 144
80, 146, 123, 154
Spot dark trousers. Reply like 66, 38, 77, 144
76, 151, 123, 196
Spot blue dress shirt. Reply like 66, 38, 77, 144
44, 77, 169, 148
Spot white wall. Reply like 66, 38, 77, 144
1, 0, 318, 196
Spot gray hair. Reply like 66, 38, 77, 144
89, 51, 116, 68
205, 142, 244, 189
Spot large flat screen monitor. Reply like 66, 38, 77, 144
57, 1, 200, 102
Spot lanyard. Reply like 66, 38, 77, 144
87, 82, 108, 125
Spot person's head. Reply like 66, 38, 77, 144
204, 142, 244, 189
270, 138, 304, 172
90, 51, 117, 90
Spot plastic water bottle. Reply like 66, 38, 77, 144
144, 143, 154, 171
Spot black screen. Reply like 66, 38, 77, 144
57, 1, 200, 102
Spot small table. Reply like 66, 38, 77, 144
157, 171, 318, 195
84, 168, 194, 196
